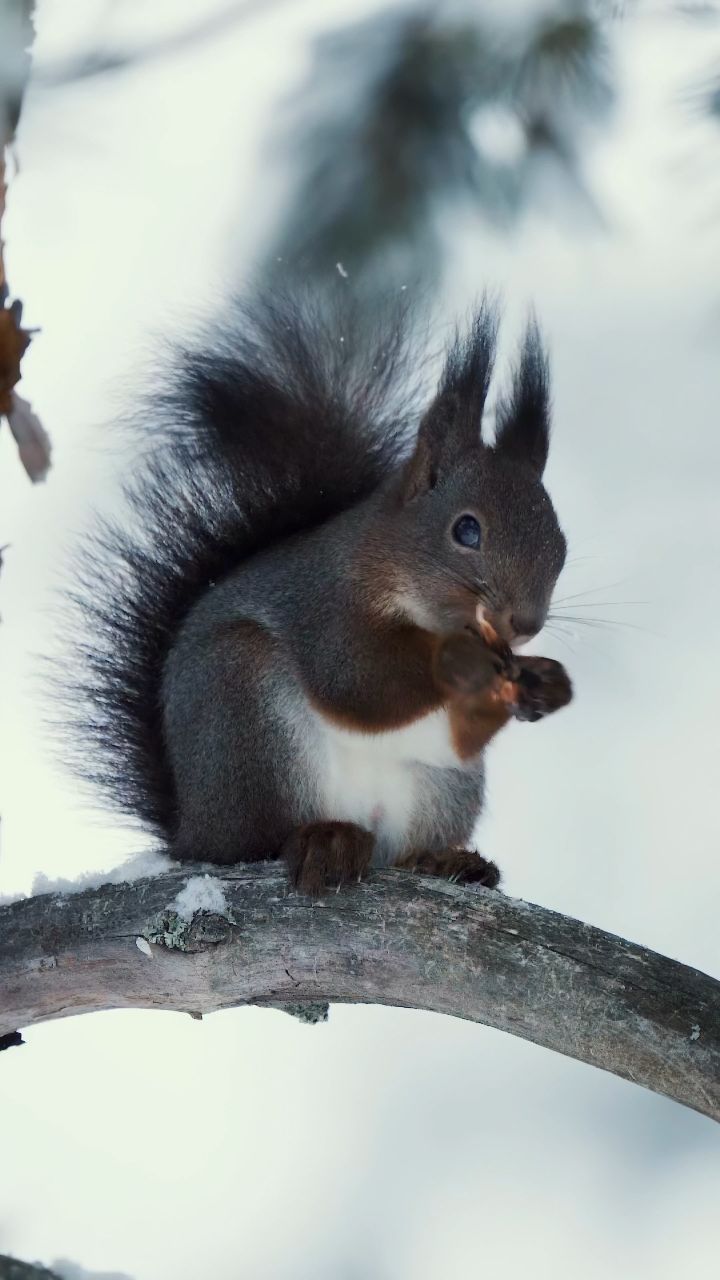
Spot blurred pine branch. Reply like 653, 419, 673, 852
267, 1, 615, 294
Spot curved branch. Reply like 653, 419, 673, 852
1, 0, 51, 480
1, 866, 718, 1122
0, 1260, 64, 1280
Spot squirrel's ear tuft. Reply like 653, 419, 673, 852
402, 299, 498, 502
494, 316, 551, 477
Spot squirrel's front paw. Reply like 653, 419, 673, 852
434, 631, 504, 698
510, 656, 572, 722
283, 821, 375, 897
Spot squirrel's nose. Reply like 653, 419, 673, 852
510, 612, 543, 643
476, 604, 544, 647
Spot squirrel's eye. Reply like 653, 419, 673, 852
452, 514, 482, 550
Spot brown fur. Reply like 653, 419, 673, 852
395, 848, 501, 888
307, 616, 571, 765
306, 620, 442, 732
283, 821, 375, 896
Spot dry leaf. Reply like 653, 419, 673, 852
7, 390, 51, 482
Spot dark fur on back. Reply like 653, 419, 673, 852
63, 292, 420, 836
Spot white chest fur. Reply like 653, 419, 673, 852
310, 706, 463, 865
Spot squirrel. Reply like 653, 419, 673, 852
66, 291, 572, 896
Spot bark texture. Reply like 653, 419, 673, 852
1, 865, 718, 1122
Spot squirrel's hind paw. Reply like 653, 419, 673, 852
395, 848, 501, 889
283, 821, 375, 897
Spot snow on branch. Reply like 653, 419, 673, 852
1, 864, 718, 1123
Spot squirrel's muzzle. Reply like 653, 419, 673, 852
476, 604, 543, 649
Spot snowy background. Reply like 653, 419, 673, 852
1, 0, 719, 1276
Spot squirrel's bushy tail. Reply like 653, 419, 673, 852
62, 291, 419, 838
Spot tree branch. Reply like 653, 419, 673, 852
1, 865, 718, 1122
1, 0, 50, 480
0, 1259, 62, 1280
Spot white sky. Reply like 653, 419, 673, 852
1, 1, 719, 1277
